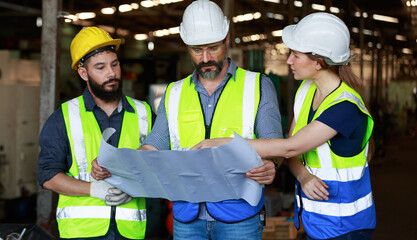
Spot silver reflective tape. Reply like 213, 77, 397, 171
168, 80, 184, 150
242, 71, 256, 139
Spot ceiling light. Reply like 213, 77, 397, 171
312, 4, 325, 11
272, 29, 283, 37
36, 17, 42, 27
135, 34, 148, 41
263, 0, 280, 3
372, 14, 398, 23
77, 12, 96, 20
101, 7, 116, 15
131, 3, 139, 9
141, 1, 154, 8
402, 48, 413, 54
294, 1, 302, 7
168, 27, 179, 34
330, 7, 340, 13
395, 35, 407, 41
148, 42, 154, 51
119, 4, 132, 12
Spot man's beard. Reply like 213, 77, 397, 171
193, 56, 227, 80
88, 74, 123, 102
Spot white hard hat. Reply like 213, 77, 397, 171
282, 12, 352, 65
179, 0, 229, 45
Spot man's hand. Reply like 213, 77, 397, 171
105, 188, 132, 206
246, 160, 276, 185
191, 138, 232, 150
91, 159, 111, 180
90, 180, 114, 201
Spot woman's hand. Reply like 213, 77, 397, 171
191, 138, 232, 150
299, 172, 329, 201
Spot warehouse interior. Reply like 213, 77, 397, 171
0, 0, 416, 239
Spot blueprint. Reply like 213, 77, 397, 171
97, 128, 264, 206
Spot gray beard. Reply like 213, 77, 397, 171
193, 56, 227, 80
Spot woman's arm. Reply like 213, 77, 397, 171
192, 119, 338, 159
248, 119, 337, 159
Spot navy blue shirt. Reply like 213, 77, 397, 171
309, 101, 368, 157
37, 88, 149, 187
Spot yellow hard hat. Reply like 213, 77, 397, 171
70, 27, 121, 70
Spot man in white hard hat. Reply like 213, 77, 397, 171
38, 27, 153, 239
141, 0, 283, 239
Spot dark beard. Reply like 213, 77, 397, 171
193, 58, 226, 80
88, 74, 123, 102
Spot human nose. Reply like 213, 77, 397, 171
202, 49, 211, 62
286, 53, 294, 65
106, 65, 117, 78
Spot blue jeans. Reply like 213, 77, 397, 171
173, 215, 264, 240
306, 229, 374, 240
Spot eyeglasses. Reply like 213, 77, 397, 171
188, 39, 226, 56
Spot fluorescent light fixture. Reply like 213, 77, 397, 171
402, 48, 413, 54
131, 3, 139, 9
254, 12, 261, 19
119, 4, 132, 12
372, 14, 398, 23
101, 7, 116, 15
272, 29, 283, 37
77, 12, 96, 20
141, 1, 154, 8
135, 34, 148, 41
352, 27, 359, 33
294, 1, 302, 7
264, 0, 280, 3
330, 7, 340, 13
168, 27, 180, 34
312, 4, 325, 11
395, 35, 407, 41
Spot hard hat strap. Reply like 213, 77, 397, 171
79, 45, 116, 68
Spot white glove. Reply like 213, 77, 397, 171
90, 180, 132, 205
90, 180, 114, 201
105, 188, 132, 206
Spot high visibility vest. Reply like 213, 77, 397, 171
165, 68, 263, 223
292, 80, 376, 239
57, 95, 152, 239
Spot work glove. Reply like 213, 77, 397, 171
90, 180, 114, 202
105, 188, 133, 206
90, 180, 132, 206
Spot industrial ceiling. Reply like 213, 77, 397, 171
0, 0, 416, 57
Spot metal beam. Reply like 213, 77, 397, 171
37, 0, 62, 231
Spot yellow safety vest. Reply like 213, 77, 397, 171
165, 68, 263, 223
57, 95, 151, 239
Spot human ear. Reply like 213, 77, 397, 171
78, 67, 88, 82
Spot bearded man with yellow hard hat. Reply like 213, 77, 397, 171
37, 26, 152, 240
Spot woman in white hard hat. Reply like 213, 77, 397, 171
193, 12, 376, 240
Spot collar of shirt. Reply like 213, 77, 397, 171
189, 57, 237, 93
82, 87, 135, 113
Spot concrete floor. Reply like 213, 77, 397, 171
370, 134, 417, 240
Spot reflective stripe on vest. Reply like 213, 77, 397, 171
59, 95, 149, 239
166, 68, 262, 223
292, 80, 375, 239
56, 206, 146, 221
